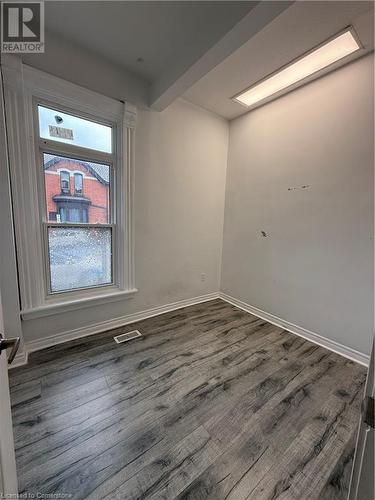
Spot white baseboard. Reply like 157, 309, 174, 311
11, 290, 370, 368
21, 292, 220, 360
219, 292, 370, 367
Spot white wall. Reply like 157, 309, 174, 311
22, 99, 228, 342
221, 54, 374, 356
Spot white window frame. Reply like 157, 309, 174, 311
2, 56, 136, 320
35, 98, 117, 296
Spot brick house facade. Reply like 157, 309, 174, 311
44, 155, 109, 224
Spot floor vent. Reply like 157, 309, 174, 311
114, 330, 142, 344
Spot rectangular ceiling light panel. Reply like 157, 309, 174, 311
234, 28, 361, 108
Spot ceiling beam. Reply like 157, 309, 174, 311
149, 1, 293, 111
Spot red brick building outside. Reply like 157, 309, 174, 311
44, 155, 109, 224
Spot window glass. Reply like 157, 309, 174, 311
38, 105, 112, 153
60, 171, 70, 193
48, 227, 112, 292
74, 173, 83, 194
43, 154, 110, 224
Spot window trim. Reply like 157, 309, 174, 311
2, 59, 137, 317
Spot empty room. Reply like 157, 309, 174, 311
0, 1, 374, 499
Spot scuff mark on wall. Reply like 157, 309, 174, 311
288, 185, 311, 191
261, 230, 268, 237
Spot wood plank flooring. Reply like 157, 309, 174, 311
9, 299, 366, 500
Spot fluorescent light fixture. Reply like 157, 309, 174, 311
234, 28, 361, 108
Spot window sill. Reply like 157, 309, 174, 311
21, 288, 138, 321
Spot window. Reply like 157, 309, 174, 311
44, 154, 110, 224
3, 62, 136, 318
38, 105, 112, 153
38, 105, 114, 293
74, 173, 83, 194
57, 204, 88, 223
48, 227, 111, 292
60, 171, 70, 194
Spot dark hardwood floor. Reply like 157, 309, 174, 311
9, 299, 366, 499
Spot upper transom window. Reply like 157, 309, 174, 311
38, 104, 113, 153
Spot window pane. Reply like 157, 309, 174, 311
74, 173, 83, 194
48, 227, 112, 292
38, 105, 112, 153
43, 153, 110, 224
60, 171, 70, 193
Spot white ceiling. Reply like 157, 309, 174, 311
26, 1, 374, 119
44, 1, 256, 82
183, 1, 374, 119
